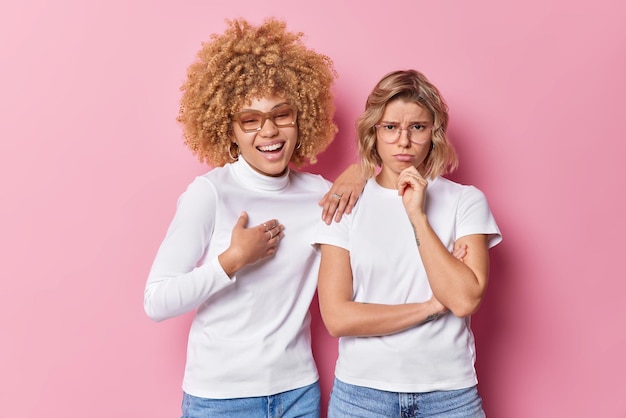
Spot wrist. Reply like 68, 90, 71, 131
428, 297, 447, 315
218, 249, 242, 278
409, 213, 428, 229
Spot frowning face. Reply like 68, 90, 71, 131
375, 99, 433, 188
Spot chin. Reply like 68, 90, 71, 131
263, 162, 290, 177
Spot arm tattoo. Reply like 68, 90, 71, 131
422, 313, 440, 324
412, 225, 420, 246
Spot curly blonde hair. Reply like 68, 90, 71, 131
356, 70, 458, 179
177, 18, 338, 167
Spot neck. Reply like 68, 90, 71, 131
375, 171, 398, 189
375, 164, 426, 189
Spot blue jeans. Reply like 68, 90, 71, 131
328, 378, 485, 418
181, 381, 320, 418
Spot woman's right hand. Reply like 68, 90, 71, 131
218, 211, 284, 277
397, 166, 428, 220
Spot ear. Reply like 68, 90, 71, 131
228, 142, 240, 161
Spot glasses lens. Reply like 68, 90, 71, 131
236, 111, 264, 132
270, 105, 296, 127
407, 124, 431, 144
376, 124, 431, 144
377, 124, 400, 143
234, 105, 297, 132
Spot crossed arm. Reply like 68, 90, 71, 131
398, 166, 490, 318
317, 240, 477, 338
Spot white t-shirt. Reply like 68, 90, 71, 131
145, 158, 330, 398
314, 176, 502, 393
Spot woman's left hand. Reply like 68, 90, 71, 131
452, 243, 468, 261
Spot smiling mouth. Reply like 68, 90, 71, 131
257, 143, 285, 153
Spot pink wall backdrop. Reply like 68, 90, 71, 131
1, 0, 625, 416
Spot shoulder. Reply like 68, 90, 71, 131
177, 168, 227, 205
189, 165, 236, 192
290, 170, 332, 191
198, 164, 230, 182
347, 178, 389, 218
431, 176, 485, 200
435, 178, 502, 246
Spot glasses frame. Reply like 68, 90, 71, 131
232, 104, 298, 133
374, 123, 432, 145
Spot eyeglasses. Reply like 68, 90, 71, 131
232, 104, 298, 133
374, 123, 432, 144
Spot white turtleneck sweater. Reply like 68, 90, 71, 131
144, 158, 330, 399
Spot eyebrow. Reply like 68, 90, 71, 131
379, 120, 432, 124
239, 102, 290, 112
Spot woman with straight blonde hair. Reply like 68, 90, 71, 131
315, 69, 502, 417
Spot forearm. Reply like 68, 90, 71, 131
144, 257, 233, 321
410, 214, 485, 317
320, 298, 444, 338
317, 243, 446, 337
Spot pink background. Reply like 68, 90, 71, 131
1, 0, 625, 416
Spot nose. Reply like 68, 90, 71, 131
397, 128, 411, 147
259, 118, 279, 136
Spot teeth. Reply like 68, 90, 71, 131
258, 143, 283, 152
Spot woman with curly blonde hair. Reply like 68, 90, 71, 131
315, 70, 502, 417
144, 18, 363, 417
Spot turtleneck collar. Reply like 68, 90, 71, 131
231, 157, 291, 192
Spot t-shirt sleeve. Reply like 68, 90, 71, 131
456, 186, 502, 249
312, 213, 351, 253
144, 177, 234, 322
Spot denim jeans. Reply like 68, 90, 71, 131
328, 378, 485, 418
181, 381, 320, 418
